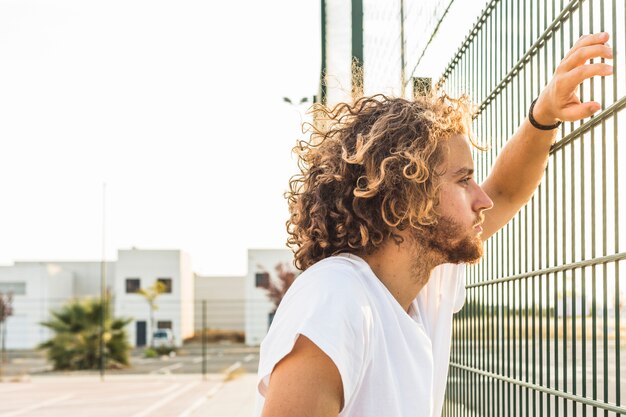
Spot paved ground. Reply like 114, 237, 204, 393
0, 342, 259, 377
0, 373, 257, 417
0, 343, 260, 417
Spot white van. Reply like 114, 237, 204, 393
152, 329, 175, 347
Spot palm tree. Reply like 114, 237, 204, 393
39, 297, 131, 370
137, 281, 167, 348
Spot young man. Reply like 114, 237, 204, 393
256, 33, 613, 417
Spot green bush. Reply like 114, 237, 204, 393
154, 345, 176, 356
143, 347, 158, 358
38, 297, 131, 370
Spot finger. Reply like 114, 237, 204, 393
559, 63, 614, 91
560, 101, 602, 122
563, 32, 610, 60
559, 44, 613, 72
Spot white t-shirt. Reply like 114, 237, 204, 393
255, 253, 466, 417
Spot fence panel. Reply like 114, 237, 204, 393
430, 0, 626, 415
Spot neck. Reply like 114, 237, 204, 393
360, 234, 443, 312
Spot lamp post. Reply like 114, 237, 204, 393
282, 96, 310, 105
282, 96, 316, 127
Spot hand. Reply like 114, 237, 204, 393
533, 32, 613, 125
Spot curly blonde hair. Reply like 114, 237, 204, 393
286, 93, 478, 271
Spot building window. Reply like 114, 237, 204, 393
157, 278, 172, 293
126, 278, 140, 293
255, 272, 269, 289
0, 282, 26, 295
157, 320, 172, 329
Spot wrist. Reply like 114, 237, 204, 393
528, 98, 561, 130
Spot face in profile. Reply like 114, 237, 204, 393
412, 133, 492, 265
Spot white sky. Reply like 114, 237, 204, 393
0, 0, 321, 276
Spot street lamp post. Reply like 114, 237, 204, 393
282, 96, 316, 127
282, 96, 311, 105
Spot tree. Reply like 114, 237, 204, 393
39, 297, 131, 370
265, 263, 298, 311
137, 281, 167, 347
0, 292, 14, 365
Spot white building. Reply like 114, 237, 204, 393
113, 249, 194, 348
0, 249, 194, 349
245, 248, 295, 346
0, 247, 292, 349
0, 262, 75, 349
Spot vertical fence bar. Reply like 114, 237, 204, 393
546, 5, 553, 414
202, 300, 207, 381
560, 11, 568, 417
589, 3, 598, 416
578, 4, 589, 417
568, 9, 578, 417
533, 0, 549, 416
598, 4, 610, 417
612, 0, 621, 410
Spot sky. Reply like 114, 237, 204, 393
0, 0, 321, 275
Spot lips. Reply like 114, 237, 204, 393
473, 215, 485, 233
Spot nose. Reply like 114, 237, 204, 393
473, 183, 494, 213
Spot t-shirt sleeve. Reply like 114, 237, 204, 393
452, 264, 467, 313
256, 267, 371, 411
416, 263, 467, 332
415, 263, 466, 417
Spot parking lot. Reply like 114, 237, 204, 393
0, 373, 257, 417
0, 342, 259, 378
0, 343, 259, 417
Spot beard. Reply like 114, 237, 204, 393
411, 215, 484, 265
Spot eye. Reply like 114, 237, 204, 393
459, 177, 471, 186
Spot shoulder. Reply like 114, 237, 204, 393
282, 255, 372, 306
258, 256, 374, 406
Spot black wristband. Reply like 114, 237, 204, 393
528, 98, 561, 130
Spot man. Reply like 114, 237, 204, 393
256, 33, 613, 417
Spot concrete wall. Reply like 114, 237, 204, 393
179, 251, 194, 340
49, 261, 116, 297
0, 263, 73, 349
194, 275, 245, 332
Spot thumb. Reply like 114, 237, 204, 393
561, 101, 602, 122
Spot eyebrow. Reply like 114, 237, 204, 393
452, 167, 474, 177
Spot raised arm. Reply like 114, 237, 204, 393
480, 32, 614, 240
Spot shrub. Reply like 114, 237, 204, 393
39, 297, 131, 370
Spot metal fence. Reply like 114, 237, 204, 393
0, 297, 249, 349
429, 0, 626, 415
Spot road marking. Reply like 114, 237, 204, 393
206, 382, 224, 398
175, 396, 207, 417
63, 383, 182, 405
150, 362, 184, 374
223, 361, 242, 375
0, 393, 74, 417
129, 382, 199, 417
243, 354, 255, 362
